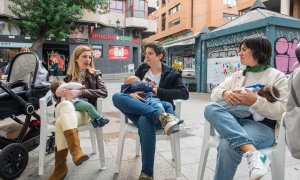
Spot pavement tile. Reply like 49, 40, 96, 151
5, 82, 299, 180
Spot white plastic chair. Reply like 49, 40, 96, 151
38, 90, 106, 175
128, 63, 134, 74
197, 112, 287, 180
115, 101, 182, 179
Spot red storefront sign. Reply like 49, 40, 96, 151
108, 46, 129, 60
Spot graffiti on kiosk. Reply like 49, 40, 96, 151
274, 37, 299, 74
276, 30, 300, 41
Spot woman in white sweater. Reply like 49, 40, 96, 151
204, 35, 288, 180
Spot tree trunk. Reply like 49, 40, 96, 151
30, 37, 47, 52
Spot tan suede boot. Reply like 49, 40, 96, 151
48, 147, 68, 180
64, 128, 89, 166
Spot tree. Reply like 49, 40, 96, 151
9, 0, 107, 52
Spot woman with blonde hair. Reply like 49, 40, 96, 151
49, 45, 108, 180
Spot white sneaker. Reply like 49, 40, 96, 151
244, 151, 271, 180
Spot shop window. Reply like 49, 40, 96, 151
168, 18, 180, 28
169, 4, 180, 15
110, 0, 124, 12
161, 13, 166, 31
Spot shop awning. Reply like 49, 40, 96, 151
162, 34, 197, 48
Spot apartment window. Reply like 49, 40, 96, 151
223, 0, 236, 6
110, 0, 124, 12
161, 13, 166, 31
162, 0, 166, 7
223, 13, 239, 21
168, 18, 180, 28
169, 4, 180, 15
126, 0, 148, 18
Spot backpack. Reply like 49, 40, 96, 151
283, 70, 300, 159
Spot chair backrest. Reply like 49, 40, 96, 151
128, 64, 134, 73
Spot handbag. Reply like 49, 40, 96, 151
283, 75, 300, 159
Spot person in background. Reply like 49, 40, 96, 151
20, 47, 30, 53
204, 35, 288, 180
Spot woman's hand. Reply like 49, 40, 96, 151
129, 91, 145, 102
64, 89, 81, 100
223, 90, 242, 106
238, 89, 257, 106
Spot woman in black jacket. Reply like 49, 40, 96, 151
112, 42, 189, 179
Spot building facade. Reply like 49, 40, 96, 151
144, 0, 300, 91
0, 0, 157, 74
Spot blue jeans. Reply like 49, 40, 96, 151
112, 92, 174, 176
204, 102, 275, 180
146, 96, 172, 113
217, 100, 251, 119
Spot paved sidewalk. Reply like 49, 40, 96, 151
16, 82, 300, 180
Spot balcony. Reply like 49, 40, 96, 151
125, 17, 148, 29
0, 0, 15, 18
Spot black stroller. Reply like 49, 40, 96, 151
0, 52, 51, 179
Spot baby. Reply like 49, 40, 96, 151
51, 80, 109, 128
121, 75, 183, 135
218, 84, 279, 121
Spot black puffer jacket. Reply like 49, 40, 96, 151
135, 63, 189, 109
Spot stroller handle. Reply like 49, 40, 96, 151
0, 81, 35, 115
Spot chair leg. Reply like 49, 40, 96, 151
197, 137, 210, 180
135, 134, 141, 157
38, 130, 48, 175
89, 129, 97, 154
271, 151, 285, 180
170, 132, 181, 179
95, 127, 106, 170
116, 124, 128, 173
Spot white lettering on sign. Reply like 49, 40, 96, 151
0, 42, 32, 48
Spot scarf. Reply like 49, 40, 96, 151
242, 64, 272, 76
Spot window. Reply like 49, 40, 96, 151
168, 18, 180, 28
0, 19, 21, 36
169, 0, 173, 2
223, 0, 236, 6
223, 13, 239, 21
110, 0, 124, 12
161, 13, 166, 31
162, 0, 166, 7
126, 0, 148, 18
169, 4, 180, 15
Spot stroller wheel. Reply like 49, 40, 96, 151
0, 143, 29, 180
